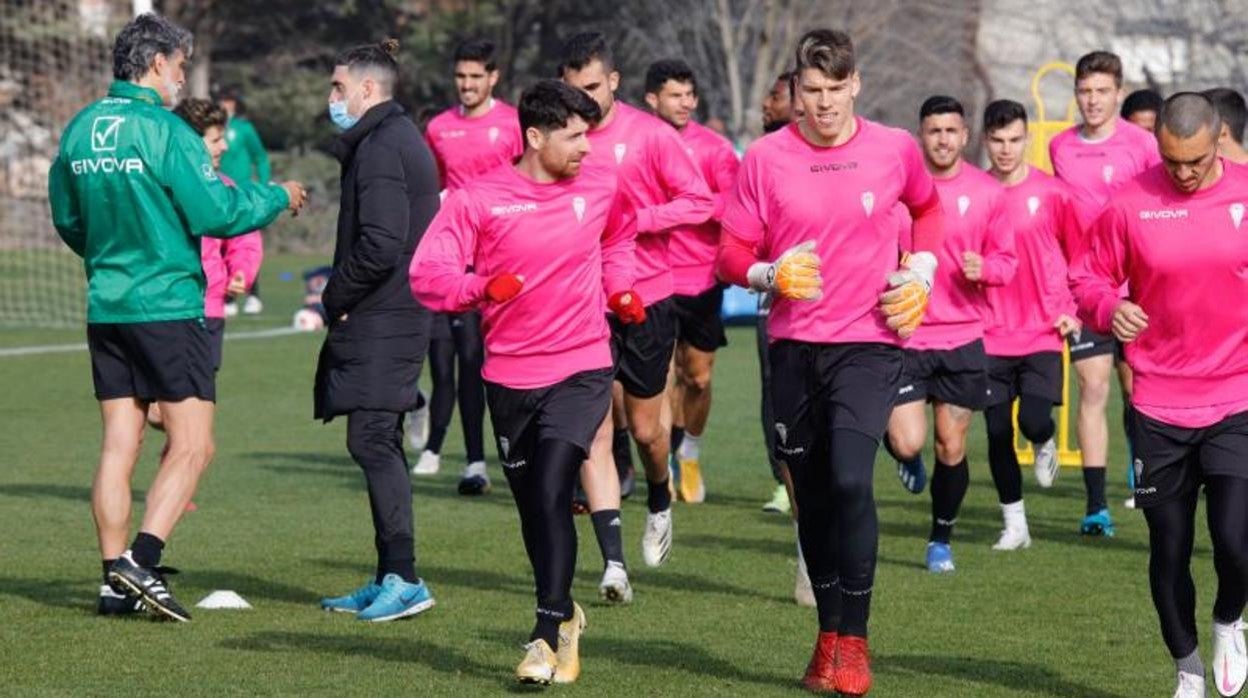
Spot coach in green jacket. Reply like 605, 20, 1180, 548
47, 12, 306, 622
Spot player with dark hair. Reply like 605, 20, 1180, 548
1122, 88, 1163, 133
215, 84, 271, 316
1204, 87, 1248, 165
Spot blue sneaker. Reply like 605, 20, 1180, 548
320, 580, 382, 613
1080, 508, 1116, 537
356, 574, 435, 622
897, 455, 927, 494
926, 542, 955, 573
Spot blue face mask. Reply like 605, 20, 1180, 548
328, 100, 358, 132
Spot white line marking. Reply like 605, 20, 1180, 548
0, 326, 305, 358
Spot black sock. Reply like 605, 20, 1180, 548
102, 559, 116, 583
670, 426, 685, 456
1083, 467, 1107, 514
591, 509, 625, 567
647, 478, 672, 513
812, 574, 841, 632
531, 614, 561, 649
130, 532, 165, 568
612, 428, 632, 477
930, 458, 969, 544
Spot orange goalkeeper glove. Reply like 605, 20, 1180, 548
746, 240, 822, 301
879, 251, 937, 339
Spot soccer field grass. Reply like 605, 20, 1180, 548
0, 256, 1210, 696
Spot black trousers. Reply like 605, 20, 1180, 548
346, 409, 416, 583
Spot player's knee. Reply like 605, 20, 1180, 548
830, 465, 873, 502
934, 438, 965, 465
686, 367, 713, 394
628, 418, 665, 448
887, 428, 924, 461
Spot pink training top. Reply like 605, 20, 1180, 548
1070, 161, 1248, 428
721, 118, 941, 345
907, 162, 1016, 350
983, 167, 1079, 356
586, 101, 714, 306
409, 161, 634, 390
425, 100, 525, 191
670, 120, 740, 296
202, 173, 263, 319
1049, 118, 1161, 238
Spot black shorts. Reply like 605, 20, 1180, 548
1068, 327, 1117, 362
985, 351, 1063, 407
1130, 409, 1248, 508
87, 319, 216, 402
609, 297, 677, 399
672, 286, 727, 353
769, 341, 903, 465
206, 317, 225, 372
485, 367, 614, 467
895, 340, 988, 410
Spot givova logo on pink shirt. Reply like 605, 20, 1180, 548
490, 202, 538, 216
1138, 209, 1188, 220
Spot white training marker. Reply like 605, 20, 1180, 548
196, 590, 253, 610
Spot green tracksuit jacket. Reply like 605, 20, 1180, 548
48, 81, 289, 323
220, 115, 271, 184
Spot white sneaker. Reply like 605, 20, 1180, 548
223, 301, 239, 318
407, 394, 430, 451
598, 561, 633, 604
992, 526, 1032, 551
1175, 670, 1207, 698
411, 450, 440, 476
1033, 438, 1059, 488
794, 553, 815, 608
642, 508, 672, 567
1214, 618, 1247, 697
242, 294, 263, 315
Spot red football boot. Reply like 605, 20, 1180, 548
801, 631, 838, 693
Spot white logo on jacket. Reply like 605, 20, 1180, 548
1102, 165, 1114, 184
957, 195, 971, 217
861, 191, 875, 216
613, 143, 627, 164
1231, 203, 1245, 230
1027, 196, 1041, 217
91, 116, 124, 152
490, 202, 538, 216
488, 126, 500, 145
572, 196, 586, 222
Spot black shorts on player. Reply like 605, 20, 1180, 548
206, 317, 225, 372
1129, 409, 1248, 509
985, 351, 1063, 407
487, 368, 616, 463
672, 285, 728, 353
894, 339, 988, 410
1067, 327, 1116, 361
608, 297, 677, 399
87, 319, 216, 402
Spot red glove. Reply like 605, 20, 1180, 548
485, 273, 524, 303
609, 290, 646, 324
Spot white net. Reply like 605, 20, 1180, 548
0, 0, 129, 328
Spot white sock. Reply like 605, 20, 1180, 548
1002, 500, 1027, 530
678, 433, 701, 461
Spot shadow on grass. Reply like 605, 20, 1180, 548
0, 483, 143, 502
220, 630, 506, 686
313, 558, 533, 598
880, 652, 1126, 698
189, 569, 321, 606
0, 576, 95, 612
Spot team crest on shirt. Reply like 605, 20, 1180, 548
861, 191, 875, 216
488, 126, 500, 144
1231, 203, 1245, 230
957, 195, 971, 217
1027, 196, 1041, 217
1102, 165, 1114, 184
614, 143, 627, 164
572, 196, 586, 222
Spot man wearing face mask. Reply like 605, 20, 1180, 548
48, 12, 305, 622
315, 39, 442, 623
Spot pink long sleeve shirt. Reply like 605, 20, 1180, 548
425, 100, 524, 191
907, 162, 1016, 350
983, 168, 1079, 356
1070, 161, 1248, 427
586, 101, 714, 306
721, 118, 942, 345
409, 162, 634, 390
202, 173, 263, 318
669, 120, 740, 296
1049, 118, 1161, 245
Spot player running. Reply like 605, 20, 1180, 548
718, 28, 943, 695
560, 33, 714, 580
416, 38, 524, 494
410, 79, 640, 685
1070, 92, 1248, 698
49, 13, 304, 621
981, 99, 1083, 551
1049, 50, 1160, 532
885, 95, 1016, 573
643, 58, 739, 504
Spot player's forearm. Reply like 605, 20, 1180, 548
635, 189, 714, 234
715, 232, 758, 288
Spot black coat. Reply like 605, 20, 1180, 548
314, 100, 439, 421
